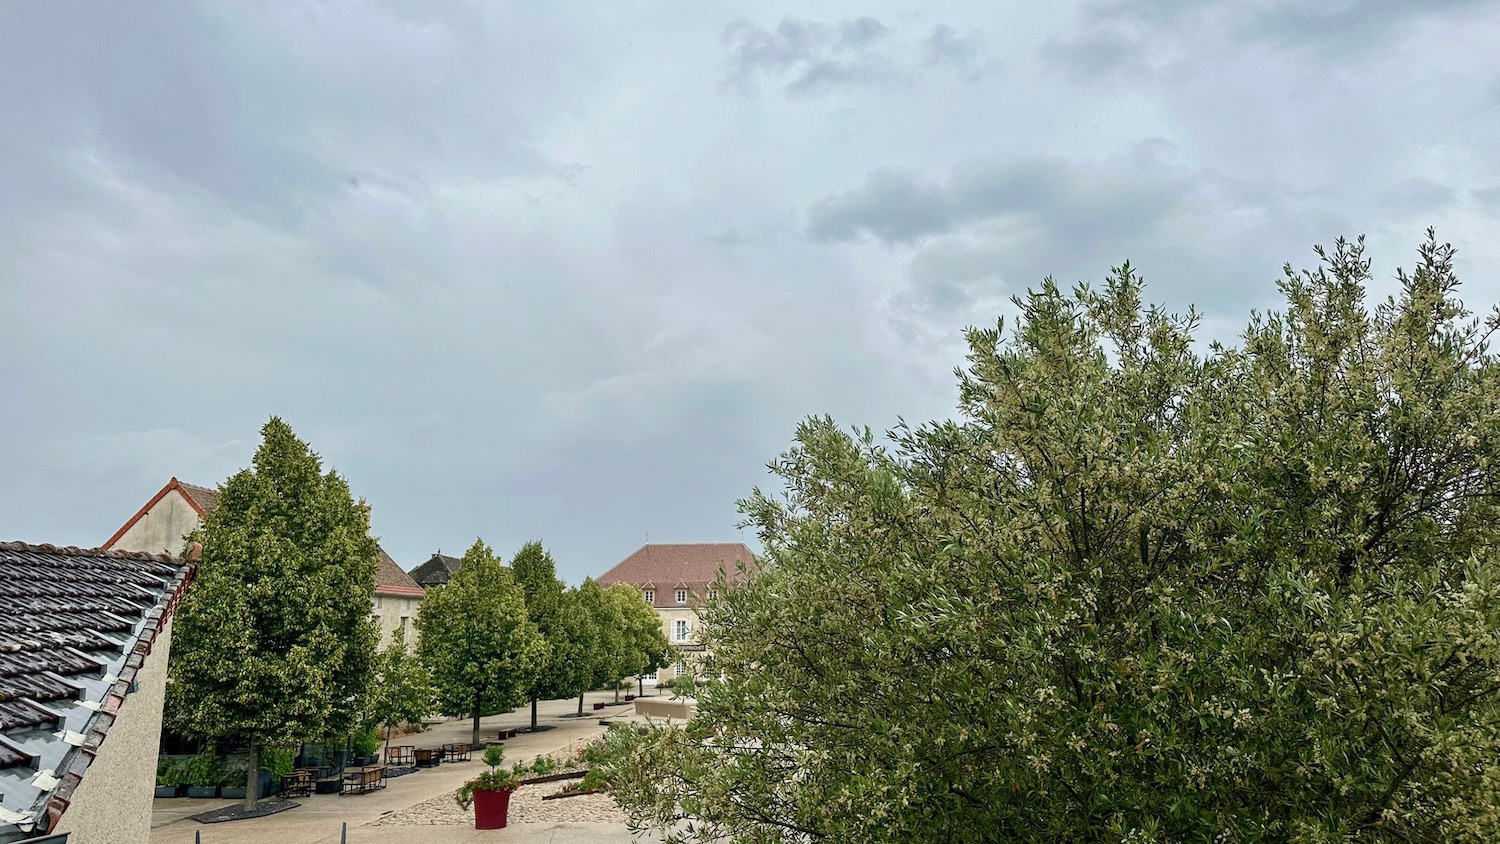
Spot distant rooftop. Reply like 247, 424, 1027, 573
598, 543, 756, 606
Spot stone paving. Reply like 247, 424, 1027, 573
150, 690, 657, 844
373, 784, 626, 826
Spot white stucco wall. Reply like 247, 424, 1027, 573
108, 492, 201, 556
373, 594, 420, 650
52, 619, 172, 844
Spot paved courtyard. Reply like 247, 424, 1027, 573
151, 690, 663, 844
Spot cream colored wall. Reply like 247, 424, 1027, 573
372, 594, 420, 650
53, 619, 173, 844
655, 605, 702, 682
108, 492, 201, 556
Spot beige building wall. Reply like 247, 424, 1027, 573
52, 619, 173, 844
373, 593, 420, 650
107, 492, 200, 556
655, 604, 703, 683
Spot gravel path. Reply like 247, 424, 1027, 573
372, 783, 627, 826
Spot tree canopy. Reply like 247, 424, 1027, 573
366, 628, 433, 758
416, 538, 545, 745
166, 417, 380, 809
607, 583, 671, 684
591, 234, 1500, 842
511, 540, 566, 728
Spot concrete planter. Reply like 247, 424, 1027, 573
154, 786, 180, 798
186, 786, 219, 798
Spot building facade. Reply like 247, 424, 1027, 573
598, 542, 755, 685
103, 477, 424, 650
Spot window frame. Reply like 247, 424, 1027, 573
675, 589, 688, 605
644, 589, 655, 604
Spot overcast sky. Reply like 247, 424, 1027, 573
4, 1, 1498, 584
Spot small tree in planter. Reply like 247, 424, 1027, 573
455, 745, 523, 829
155, 757, 186, 798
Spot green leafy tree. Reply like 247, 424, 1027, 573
367, 628, 434, 762
551, 586, 603, 713
592, 233, 1500, 843
166, 417, 380, 810
574, 577, 625, 715
416, 539, 545, 746
511, 541, 564, 730
607, 583, 670, 702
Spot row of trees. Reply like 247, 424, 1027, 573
165, 418, 668, 809
591, 234, 1500, 842
417, 538, 670, 746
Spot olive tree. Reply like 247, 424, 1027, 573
591, 233, 1500, 843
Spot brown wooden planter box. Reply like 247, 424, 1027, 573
518, 770, 587, 787
592, 702, 607, 711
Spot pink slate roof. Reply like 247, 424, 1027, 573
598, 543, 756, 597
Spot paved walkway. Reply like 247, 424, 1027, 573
151, 690, 661, 844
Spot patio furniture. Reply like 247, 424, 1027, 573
314, 777, 342, 794
413, 748, 442, 768
441, 742, 471, 762
386, 745, 415, 767
341, 765, 387, 795
278, 769, 313, 798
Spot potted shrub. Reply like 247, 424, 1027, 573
183, 751, 222, 799
155, 757, 185, 798
455, 745, 522, 829
350, 726, 382, 767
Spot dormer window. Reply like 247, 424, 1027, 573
676, 589, 687, 605
644, 589, 655, 604
709, 589, 718, 600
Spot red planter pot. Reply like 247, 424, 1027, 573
473, 786, 514, 829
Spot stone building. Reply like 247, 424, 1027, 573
103, 477, 423, 650
598, 542, 755, 685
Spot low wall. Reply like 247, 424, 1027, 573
634, 698, 696, 719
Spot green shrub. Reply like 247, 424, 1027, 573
181, 750, 223, 788
352, 725, 381, 758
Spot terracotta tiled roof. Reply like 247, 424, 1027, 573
106, 479, 422, 598
598, 543, 755, 607
375, 548, 424, 597
176, 481, 219, 514
0, 540, 196, 838
410, 553, 463, 588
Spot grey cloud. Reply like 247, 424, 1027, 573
924, 25, 1001, 80
1381, 177, 1458, 216
806, 168, 952, 243
1047, 0, 1492, 81
720, 16, 996, 98
807, 149, 1191, 247
1474, 186, 1500, 217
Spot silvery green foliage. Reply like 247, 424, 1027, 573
593, 234, 1500, 843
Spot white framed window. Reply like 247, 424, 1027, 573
675, 589, 687, 604
674, 661, 687, 675
400, 616, 410, 638
673, 619, 691, 641
644, 589, 655, 604
643, 669, 657, 681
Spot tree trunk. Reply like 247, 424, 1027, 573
530, 697, 538, 731
244, 740, 259, 812
614, 682, 620, 703
472, 696, 482, 748
638, 676, 644, 697
577, 693, 584, 716
383, 722, 392, 765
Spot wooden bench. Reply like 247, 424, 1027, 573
386, 745, 415, 767
413, 748, 442, 768
278, 769, 313, 797
441, 742, 471, 762
341, 765, 387, 795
